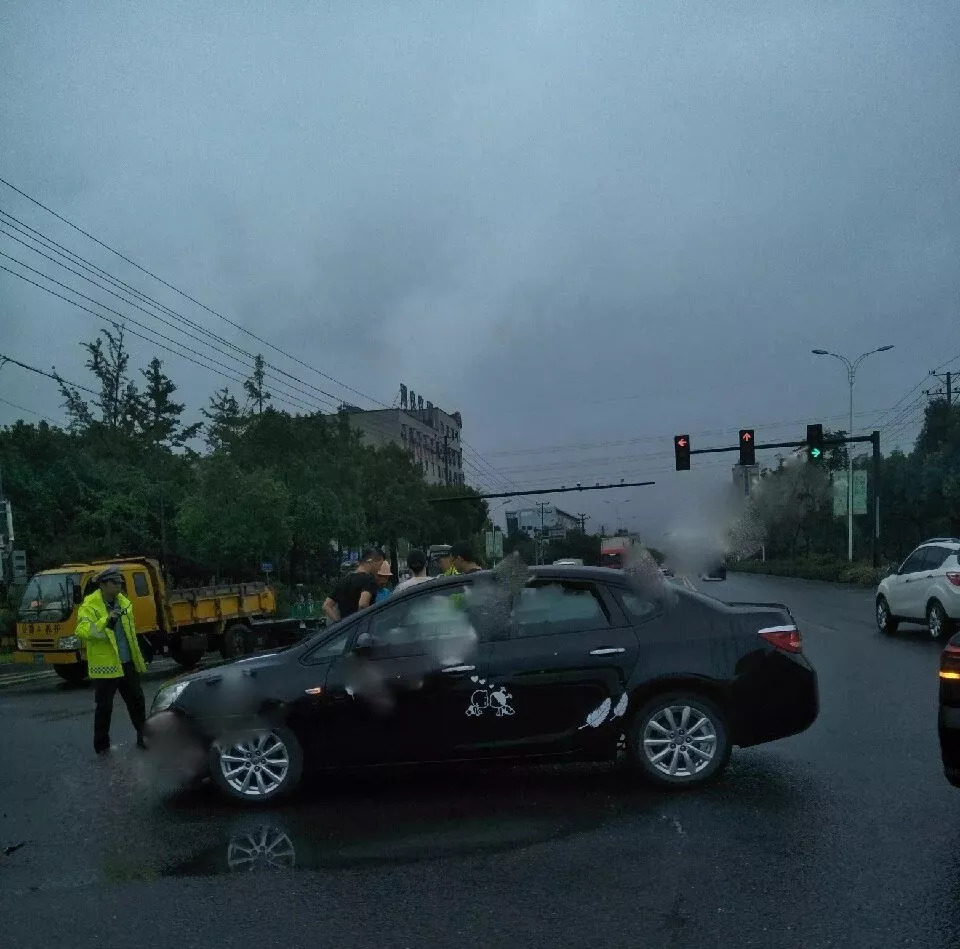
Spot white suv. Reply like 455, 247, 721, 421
876, 539, 960, 639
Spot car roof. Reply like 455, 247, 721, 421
919, 539, 960, 550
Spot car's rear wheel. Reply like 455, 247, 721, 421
210, 728, 303, 803
628, 692, 730, 788
54, 662, 87, 684
928, 601, 953, 641
876, 596, 899, 635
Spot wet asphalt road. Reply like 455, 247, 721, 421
2, 574, 959, 949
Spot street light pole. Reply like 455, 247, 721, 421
812, 345, 894, 561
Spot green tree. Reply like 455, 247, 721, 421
138, 357, 202, 449
176, 455, 291, 575
243, 354, 272, 415
57, 324, 141, 435
202, 387, 246, 452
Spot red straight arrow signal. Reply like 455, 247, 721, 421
741, 431, 752, 442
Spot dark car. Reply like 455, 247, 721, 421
701, 562, 727, 581
146, 566, 818, 803
938, 633, 960, 786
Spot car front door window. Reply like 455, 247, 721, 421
321, 583, 489, 764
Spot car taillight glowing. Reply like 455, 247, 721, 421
940, 642, 960, 680
946, 572, 960, 587
759, 625, 802, 654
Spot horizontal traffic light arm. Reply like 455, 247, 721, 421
690, 433, 877, 456
427, 480, 657, 503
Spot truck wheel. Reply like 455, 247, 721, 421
54, 663, 88, 684
221, 623, 250, 660
170, 640, 203, 669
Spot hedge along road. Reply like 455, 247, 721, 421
1, 572, 958, 949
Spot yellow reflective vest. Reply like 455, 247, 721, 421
76, 590, 147, 678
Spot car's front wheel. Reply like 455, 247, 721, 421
628, 692, 731, 788
928, 601, 954, 641
876, 596, 899, 635
210, 728, 304, 803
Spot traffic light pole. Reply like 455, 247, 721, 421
686, 431, 882, 567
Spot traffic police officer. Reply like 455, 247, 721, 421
76, 565, 148, 754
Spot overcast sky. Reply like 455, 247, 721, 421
1, 1, 958, 539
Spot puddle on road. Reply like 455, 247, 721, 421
164, 812, 593, 877
157, 767, 629, 878
92, 755, 825, 883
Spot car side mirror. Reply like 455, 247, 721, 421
353, 631, 375, 655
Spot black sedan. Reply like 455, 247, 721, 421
938, 633, 960, 786
146, 566, 818, 803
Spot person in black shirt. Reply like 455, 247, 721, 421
451, 541, 483, 574
323, 548, 385, 622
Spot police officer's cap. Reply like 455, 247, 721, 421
95, 565, 123, 584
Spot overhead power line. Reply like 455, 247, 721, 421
0, 175, 384, 406
0, 351, 99, 397
0, 209, 343, 411
0, 262, 319, 415
0, 179, 519, 491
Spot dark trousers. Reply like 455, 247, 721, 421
94, 662, 146, 752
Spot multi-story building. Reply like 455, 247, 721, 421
505, 505, 581, 540
341, 384, 464, 487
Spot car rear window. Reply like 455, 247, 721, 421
619, 591, 659, 623
513, 581, 609, 638
923, 547, 953, 570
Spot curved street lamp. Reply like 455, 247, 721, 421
811, 345, 894, 561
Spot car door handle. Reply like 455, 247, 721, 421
590, 648, 625, 656
441, 664, 476, 673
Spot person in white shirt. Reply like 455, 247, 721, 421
394, 549, 432, 593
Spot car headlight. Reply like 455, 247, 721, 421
152, 680, 191, 714
17, 638, 28, 650
58, 635, 81, 649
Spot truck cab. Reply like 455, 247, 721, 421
14, 559, 166, 683
13, 557, 283, 681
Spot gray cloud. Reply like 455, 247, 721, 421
2, 1, 958, 536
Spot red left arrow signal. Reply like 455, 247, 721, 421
676, 437, 688, 448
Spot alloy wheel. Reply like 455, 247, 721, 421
642, 704, 717, 778
877, 600, 889, 631
218, 733, 291, 798
930, 604, 944, 640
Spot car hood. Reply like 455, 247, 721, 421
162, 651, 290, 688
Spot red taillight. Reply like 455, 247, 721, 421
759, 625, 802, 654
946, 572, 960, 587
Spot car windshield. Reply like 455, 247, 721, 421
18, 573, 82, 622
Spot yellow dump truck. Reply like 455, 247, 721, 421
12, 557, 304, 682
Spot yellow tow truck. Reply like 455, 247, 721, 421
13, 557, 304, 682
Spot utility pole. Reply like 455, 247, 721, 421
928, 370, 953, 405
535, 501, 549, 566
576, 512, 590, 533
871, 430, 881, 568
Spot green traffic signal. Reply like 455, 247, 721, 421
806, 423, 824, 461
810, 447, 821, 459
